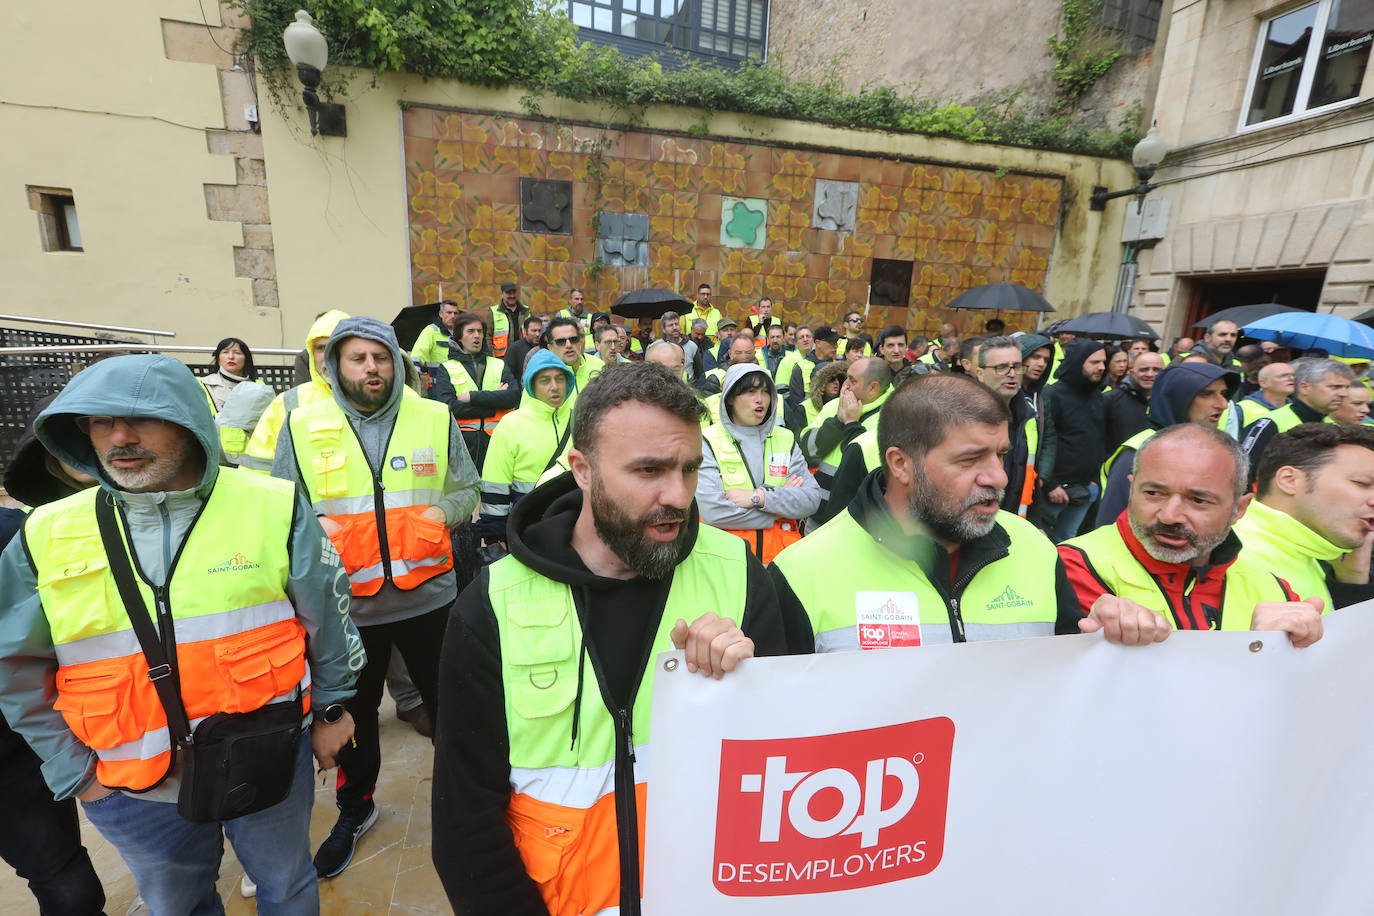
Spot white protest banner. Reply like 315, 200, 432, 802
643, 605, 1374, 915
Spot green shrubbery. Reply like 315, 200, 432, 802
238, 0, 1139, 157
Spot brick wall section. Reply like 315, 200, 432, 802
161, 7, 278, 311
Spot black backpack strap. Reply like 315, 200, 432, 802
93, 493, 194, 746
543, 419, 574, 474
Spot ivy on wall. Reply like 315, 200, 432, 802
1048, 0, 1127, 106
237, 0, 1140, 158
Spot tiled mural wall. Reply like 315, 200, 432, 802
402, 106, 1062, 334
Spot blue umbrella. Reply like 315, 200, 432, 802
1241, 312, 1374, 359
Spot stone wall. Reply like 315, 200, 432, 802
1127, 0, 1374, 334
767, 0, 1149, 131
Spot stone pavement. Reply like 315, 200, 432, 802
0, 696, 451, 915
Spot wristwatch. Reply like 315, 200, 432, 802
750, 490, 763, 508
320, 703, 347, 724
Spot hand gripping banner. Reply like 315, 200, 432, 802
644, 604, 1374, 914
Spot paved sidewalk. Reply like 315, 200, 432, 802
0, 697, 450, 915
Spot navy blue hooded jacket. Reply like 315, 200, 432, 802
1095, 362, 1239, 525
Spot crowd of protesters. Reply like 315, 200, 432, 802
1, 283, 1371, 916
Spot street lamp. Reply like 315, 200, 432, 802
283, 10, 347, 137
1090, 125, 1167, 211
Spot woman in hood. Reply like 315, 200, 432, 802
200, 337, 257, 411
696, 364, 821, 562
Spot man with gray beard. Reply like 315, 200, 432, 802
433, 362, 801, 916
1059, 424, 1322, 644
769, 373, 1145, 653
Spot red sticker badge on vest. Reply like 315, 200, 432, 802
767, 452, 791, 479
855, 591, 922, 649
410, 447, 438, 476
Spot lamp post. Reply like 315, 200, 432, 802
283, 10, 347, 137
1090, 125, 1168, 211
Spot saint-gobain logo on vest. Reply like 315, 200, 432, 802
712, 717, 955, 896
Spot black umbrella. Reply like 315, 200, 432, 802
1058, 312, 1159, 341
391, 302, 443, 351
609, 288, 694, 321
945, 283, 1055, 313
1352, 308, 1374, 328
1194, 303, 1302, 329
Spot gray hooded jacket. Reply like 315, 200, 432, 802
0, 354, 364, 801
696, 364, 821, 529
271, 316, 480, 627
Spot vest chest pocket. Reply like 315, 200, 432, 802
36, 543, 122, 637
506, 595, 577, 720
54, 659, 141, 751
310, 452, 349, 500
212, 622, 307, 715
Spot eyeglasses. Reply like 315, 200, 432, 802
846, 317, 862, 324
75, 416, 166, 434
980, 363, 1024, 376
551, 335, 580, 346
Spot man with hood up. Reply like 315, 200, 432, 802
239, 308, 349, 472
273, 317, 480, 879
1029, 338, 1108, 542
433, 362, 798, 916
0, 394, 105, 916
0, 354, 364, 913
1095, 362, 1239, 525
478, 348, 577, 544
696, 364, 821, 562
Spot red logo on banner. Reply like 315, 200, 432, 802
712, 718, 954, 896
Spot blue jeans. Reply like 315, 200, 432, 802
1035, 482, 1100, 543
81, 733, 318, 916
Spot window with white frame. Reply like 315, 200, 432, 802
1242, 0, 1373, 127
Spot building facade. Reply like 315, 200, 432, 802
1126, 0, 1374, 335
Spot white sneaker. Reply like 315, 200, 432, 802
240, 874, 257, 898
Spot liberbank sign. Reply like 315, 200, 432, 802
643, 608, 1374, 915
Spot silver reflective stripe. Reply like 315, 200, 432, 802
815, 626, 858, 653
312, 488, 444, 517
348, 553, 451, 586
235, 453, 274, 472
94, 680, 302, 763
964, 621, 1056, 641
509, 747, 648, 809
818, 461, 839, 476
55, 599, 298, 666
480, 502, 512, 518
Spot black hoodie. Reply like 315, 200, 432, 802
1037, 339, 1107, 489
432, 473, 803, 916
1101, 372, 1151, 454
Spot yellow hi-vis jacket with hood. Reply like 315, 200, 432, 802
0, 354, 363, 801
430, 471, 801, 916
240, 309, 349, 472
479, 349, 576, 542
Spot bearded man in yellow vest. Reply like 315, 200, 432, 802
433, 361, 804, 916
770, 372, 1168, 653
272, 317, 480, 879
0, 354, 365, 913
1237, 422, 1374, 613
1059, 424, 1323, 643
696, 365, 821, 562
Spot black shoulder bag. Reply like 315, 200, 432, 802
95, 495, 304, 824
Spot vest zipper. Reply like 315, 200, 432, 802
613, 706, 640, 916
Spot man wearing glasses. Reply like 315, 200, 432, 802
546, 316, 604, 395
837, 310, 872, 359
971, 336, 1040, 517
